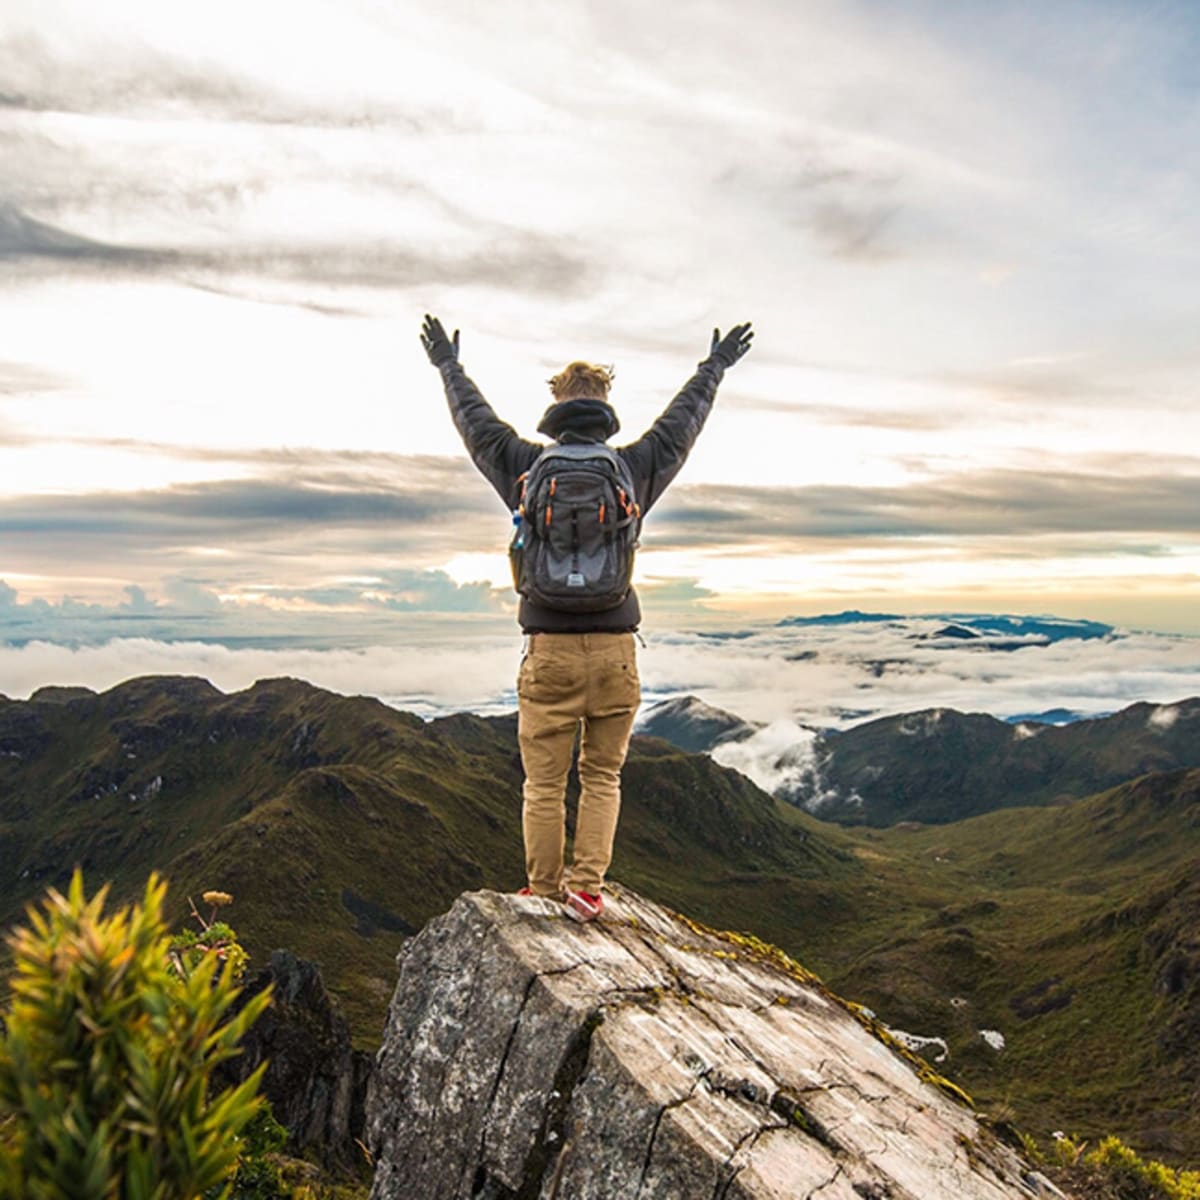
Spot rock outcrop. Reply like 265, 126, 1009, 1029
216, 950, 372, 1163
367, 885, 1054, 1199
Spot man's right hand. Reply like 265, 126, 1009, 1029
709, 322, 754, 368
420, 313, 460, 367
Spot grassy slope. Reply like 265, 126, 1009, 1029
0, 677, 851, 1045
2, 678, 1198, 1162
832, 770, 1200, 1161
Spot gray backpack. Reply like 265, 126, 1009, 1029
509, 442, 641, 612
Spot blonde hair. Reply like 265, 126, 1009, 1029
547, 361, 614, 402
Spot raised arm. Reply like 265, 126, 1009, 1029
420, 314, 541, 505
619, 322, 753, 514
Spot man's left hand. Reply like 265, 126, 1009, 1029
709, 322, 754, 367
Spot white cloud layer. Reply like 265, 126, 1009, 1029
0, 634, 523, 717
4, 616, 1199, 735
641, 618, 1200, 727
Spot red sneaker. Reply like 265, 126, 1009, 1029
563, 890, 603, 923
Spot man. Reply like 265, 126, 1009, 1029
420, 314, 753, 921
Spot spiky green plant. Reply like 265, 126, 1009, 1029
0, 871, 271, 1199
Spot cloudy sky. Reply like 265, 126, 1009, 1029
3, 0, 1200, 708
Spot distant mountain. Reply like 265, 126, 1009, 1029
1003, 707, 1095, 726
926, 623, 979, 640
797, 697, 1200, 825
635, 689, 1200, 827
635, 694, 757, 754
776, 610, 1113, 645
932, 613, 1112, 643
776, 609, 902, 627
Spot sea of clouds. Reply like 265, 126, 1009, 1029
4, 615, 1200, 740
638, 615, 1200, 727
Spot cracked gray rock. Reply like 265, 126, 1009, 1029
366, 884, 1049, 1200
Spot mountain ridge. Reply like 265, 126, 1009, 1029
801, 697, 1200, 824
0, 673, 847, 1040
642, 692, 1200, 825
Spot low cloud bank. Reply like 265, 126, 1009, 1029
0, 635, 521, 717
638, 616, 1200, 728
4, 614, 1200, 737
709, 721, 825, 800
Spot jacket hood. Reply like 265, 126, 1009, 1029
536, 397, 620, 442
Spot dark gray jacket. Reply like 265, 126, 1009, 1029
440, 355, 729, 632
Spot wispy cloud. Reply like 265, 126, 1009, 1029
652, 468, 1200, 547
719, 391, 971, 431
806, 199, 903, 261
714, 146, 908, 262
0, 203, 163, 264
0, 20, 467, 132
941, 359, 1141, 410
0, 200, 597, 298
0, 469, 503, 584
0, 567, 510, 648
0, 360, 70, 395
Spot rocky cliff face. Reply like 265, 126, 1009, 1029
366, 886, 1058, 1200
215, 949, 372, 1163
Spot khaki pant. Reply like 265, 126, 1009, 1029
517, 632, 640, 897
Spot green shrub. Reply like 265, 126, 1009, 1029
223, 1108, 288, 1200
0, 871, 271, 1200
1044, 1133, 1200, 1200
1083, 1136, 1200, 1200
